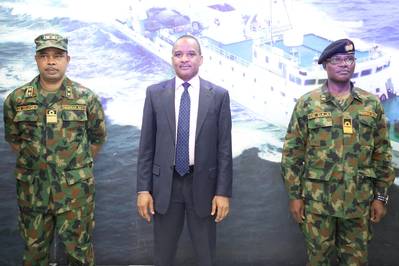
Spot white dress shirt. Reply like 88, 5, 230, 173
175, 75, 200, 165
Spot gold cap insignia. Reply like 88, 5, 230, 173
345, 44, 354, 52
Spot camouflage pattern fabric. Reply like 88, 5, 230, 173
281, 83, 394, 218
3, 75, 106, 265
34, 33, 68, 52
301, 212, 370, 266
19, 202, 95, 266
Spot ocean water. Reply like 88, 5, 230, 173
1, 0, 398, 164
1, 1, 399, 265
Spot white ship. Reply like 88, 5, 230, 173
115, 0, 397, 129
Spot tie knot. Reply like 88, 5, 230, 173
182, 82, 190, 90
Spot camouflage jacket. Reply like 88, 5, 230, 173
3, 76, 106, 213
281, 83, 394, 218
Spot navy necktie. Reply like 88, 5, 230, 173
175, 82, 191, 176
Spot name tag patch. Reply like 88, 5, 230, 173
359, 111, 377, 118
62, 105, 86, 111
16, 105, 38, 112
308, 112, 332, 120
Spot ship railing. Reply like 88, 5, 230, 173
255, 36, 388, 72
356, 52, 386, 63
256, 41, 302, 65
202, 40, 251, 67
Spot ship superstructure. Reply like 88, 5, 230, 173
117, 0, 396, 127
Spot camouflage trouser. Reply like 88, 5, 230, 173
301, 212, 371, 266
18, 202, 95, 266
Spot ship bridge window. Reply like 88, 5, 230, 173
352, 73, 359, 78
265, 56, 269, 63
304, 79, 316, 86
376, 66, 383, 72
270, 86, 274, 91
254, 78, 257, 83
318, 79, 326, 84
243, 72, 246, 77
295, 78, 301, 85
231, 67, 234, 71
361, 69, 372, 76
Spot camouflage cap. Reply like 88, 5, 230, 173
34, 33, 68, 52
318, 39, 355, 64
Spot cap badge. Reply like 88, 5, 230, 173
345, 44, 354, 52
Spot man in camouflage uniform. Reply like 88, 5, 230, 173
3, 33, 106, 265
281, 39, 394, 266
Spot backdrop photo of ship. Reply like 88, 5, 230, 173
0, 0, 399, 265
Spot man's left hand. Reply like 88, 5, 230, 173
370, 200, 386, 223
211, 195, 230, 223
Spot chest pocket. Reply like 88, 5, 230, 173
307, 117, 333, 147
358, 115, 376, 146
61, 110, 87, 142
14, 110, 40, 141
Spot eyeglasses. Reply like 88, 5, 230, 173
326, 56, 356, 65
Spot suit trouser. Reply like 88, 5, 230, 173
18, 202, 95, 266
154, 171, 216, 266
301, 212, 371, 266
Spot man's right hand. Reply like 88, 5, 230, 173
137, 192, 155, 223
289, 199, 305, 223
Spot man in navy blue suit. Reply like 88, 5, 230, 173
136, 35, 233, 266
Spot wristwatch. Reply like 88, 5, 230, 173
374, 193, 389, 205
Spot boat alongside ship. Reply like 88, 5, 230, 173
115, 0, 399, 151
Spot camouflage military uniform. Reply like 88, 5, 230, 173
281, 83, 394, 265
3, 75, 106, 265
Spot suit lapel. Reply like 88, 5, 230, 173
196, 78, 213, 141
161, 78, 176, 144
